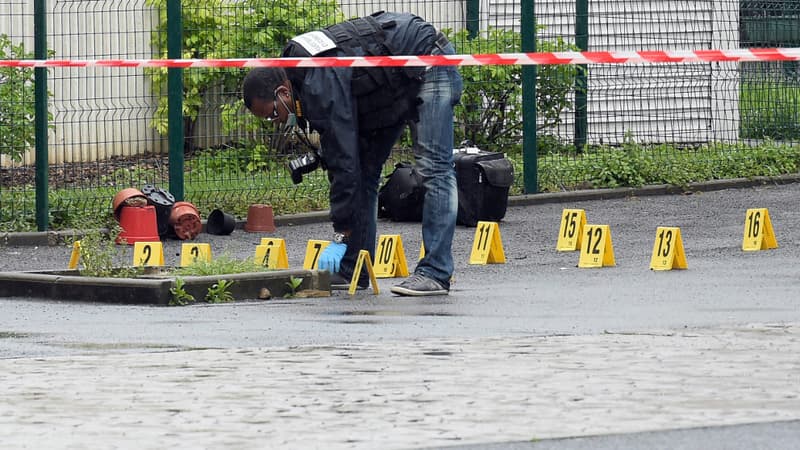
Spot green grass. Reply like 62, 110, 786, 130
536, 140, 800, 192
3, 139, 800, 232
740, 80, 800, 140
539, 141, 800, 192
173, 255, 272, 276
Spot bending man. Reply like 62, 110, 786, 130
242, 11, 462, 296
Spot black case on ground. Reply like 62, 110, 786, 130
453, 148, 514, 227
377, 162, 424, 222
378, 148, 514, 227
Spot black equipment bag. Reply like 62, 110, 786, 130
453, 149, 514, 227
377, 149, 514, 226
378, 162, 424, 222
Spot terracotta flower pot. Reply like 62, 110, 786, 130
116, 205, 160, 245
169, 201, 202, 240
112, 188, 147, 221
244, 204, 276, 233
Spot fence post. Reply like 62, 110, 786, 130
521, 0, 538, 193
466, 0, 479, 39
167, 0, 184, 201
34, 0, 49, 231
574, 0, 588, 150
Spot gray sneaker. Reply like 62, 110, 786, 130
390, 273, 449, 296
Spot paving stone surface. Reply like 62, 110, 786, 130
1, 323, 798, 449
4, 183, 800, 448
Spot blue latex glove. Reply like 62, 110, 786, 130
318, 242, 347, 272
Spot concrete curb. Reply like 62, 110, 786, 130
0, 268, 329, 305
3, 174, 799, 247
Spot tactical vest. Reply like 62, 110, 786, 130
282, 12, 426, 134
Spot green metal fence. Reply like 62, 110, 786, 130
1, 0, 799, 232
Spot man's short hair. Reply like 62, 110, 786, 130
242, 68, 288, 109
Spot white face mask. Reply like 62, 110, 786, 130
284, 112, 298, 128
277, 92, 297, 126
273, 112, 319, 157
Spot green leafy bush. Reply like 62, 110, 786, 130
449, 27, 578, 151
0, 35, 37, 162
69, 226, 142, 278
144, 0, 343, 149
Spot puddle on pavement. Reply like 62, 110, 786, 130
698, 307, 793, 313
327, 310, 460, 325
334, 310, 459, 317
422, 350, 453, 357
153, 320, 217, 325
0, 331, 33, 339
50, 342, 181, 351
334, 319, 383, 325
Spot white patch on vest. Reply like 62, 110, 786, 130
291, 31, 337, 56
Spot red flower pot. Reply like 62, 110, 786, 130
116, 205, 160, 245
169, 201, 202, 240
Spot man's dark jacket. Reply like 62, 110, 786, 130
282, 11, 439, 232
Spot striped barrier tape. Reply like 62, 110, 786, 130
1, 48, 799, 69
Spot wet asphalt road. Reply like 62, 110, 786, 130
0, 181, 799, 449
2, 182, 799, 354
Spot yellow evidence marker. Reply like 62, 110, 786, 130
556, 208, 586, 251
349, 249, 379, 295
649, 227, 687, 270
578, 224, 616, 268
133, 241, 164, 267
180, 243, 212, 267
255, 238, 289, 269
742, 208, 778, 251
68, 241, 81, 269
303, 239, 330, 269
373, 234, 410, 278
469, 221, 506, 264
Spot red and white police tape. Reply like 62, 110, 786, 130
1, 48, 799, 69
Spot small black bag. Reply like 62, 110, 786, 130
454, 149, 514, 227
377, 162, 425, 222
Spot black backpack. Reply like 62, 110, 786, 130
377, 162, 424, 222
453, 150, 514, 226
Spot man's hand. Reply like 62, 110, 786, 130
318, 242, 347, 273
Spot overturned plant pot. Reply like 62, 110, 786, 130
170, 201, 202, 240
142, 184, 176, 238
207, 209, 236, 236
112, 188, 147, 221
116, 205, 160, 245
244, 204, 276, 233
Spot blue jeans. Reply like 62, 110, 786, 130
339, 43, 463, 288
413, 43, 463, 287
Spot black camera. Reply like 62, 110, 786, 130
288, 151, 321, 184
